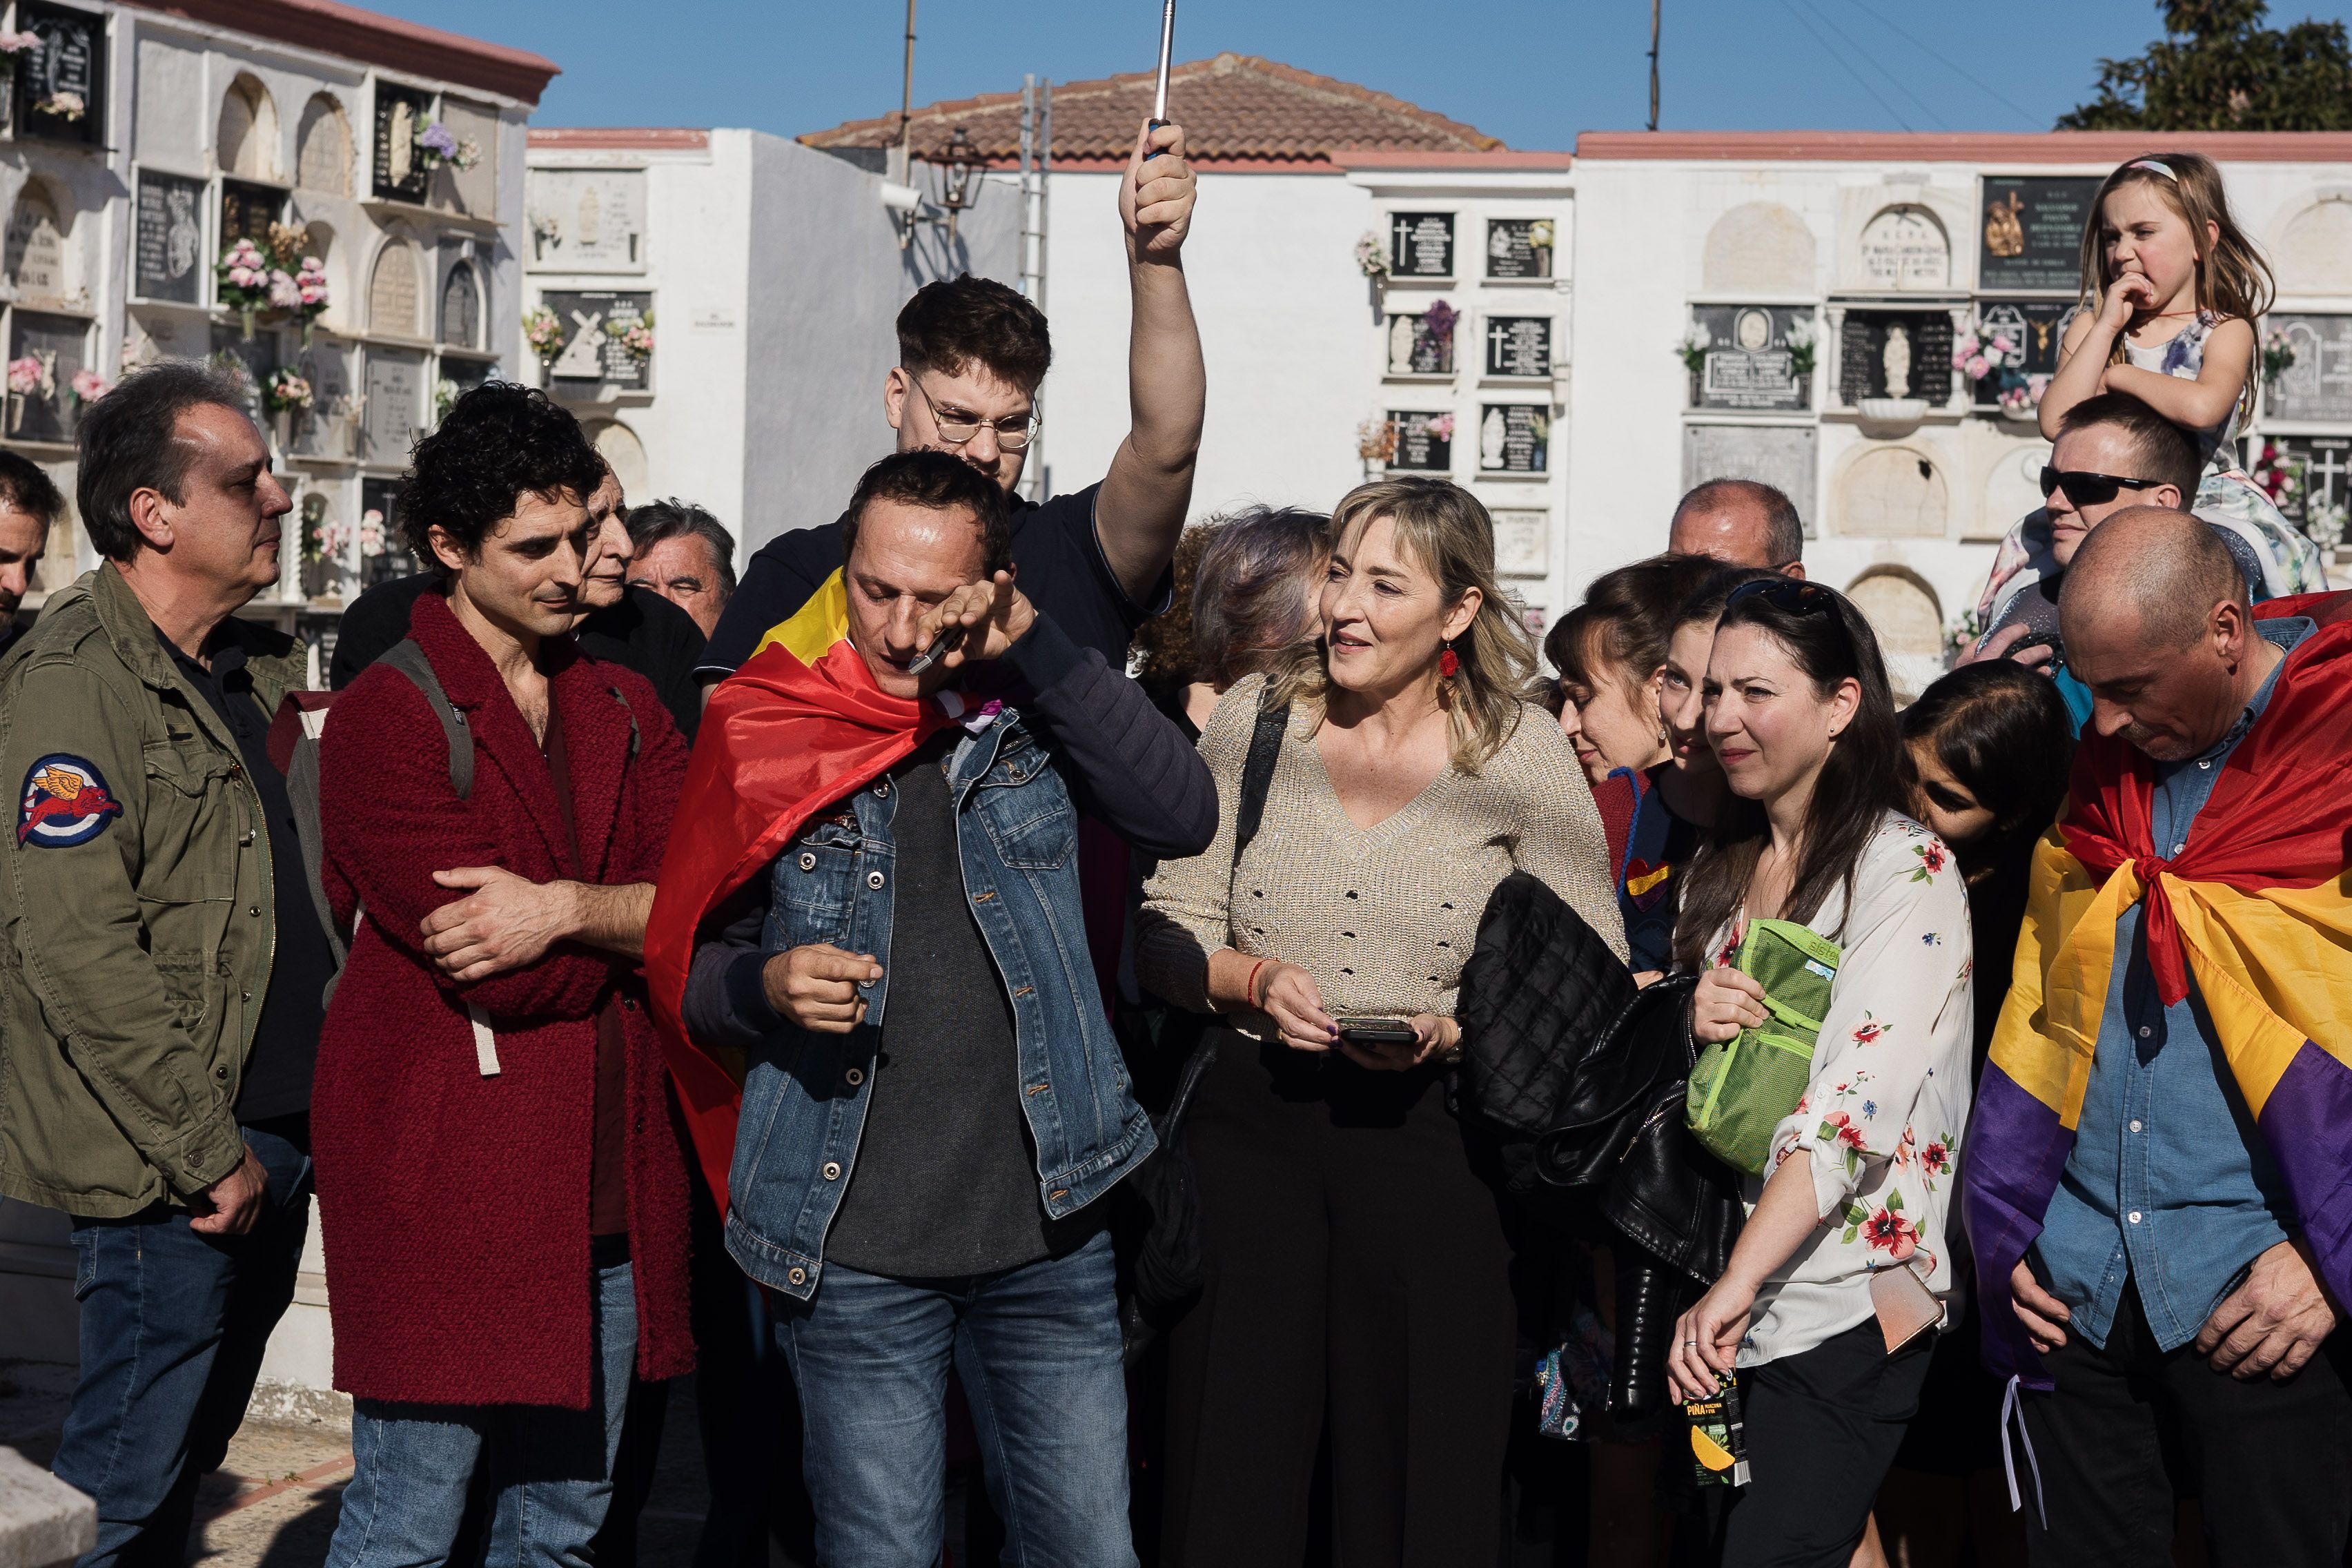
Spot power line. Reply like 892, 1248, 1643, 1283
1778, 0, 1915, 131
1790, 0, 1948, 130
1836, 0, 2044, 129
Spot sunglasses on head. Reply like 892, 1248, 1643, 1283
2039, 467, 2164, 507
1724, 577, 1838, 618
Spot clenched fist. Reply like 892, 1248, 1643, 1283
763, 943, 883, 1034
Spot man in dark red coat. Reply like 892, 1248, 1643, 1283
311, 384, 694, 1568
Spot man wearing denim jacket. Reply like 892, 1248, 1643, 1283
680, 451, 1215, 1567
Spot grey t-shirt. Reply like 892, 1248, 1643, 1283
823, 730, 1101, 1278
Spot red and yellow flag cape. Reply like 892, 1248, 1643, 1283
645, 571, 950, 1211
1964, 605, 2352, 1386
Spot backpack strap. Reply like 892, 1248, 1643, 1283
1231, 696, 1290, 863
378, 637, 474, 801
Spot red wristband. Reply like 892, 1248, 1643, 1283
1243, 957, 1268, 1012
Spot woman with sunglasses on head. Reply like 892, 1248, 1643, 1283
1662, 578, 1974, 1568
1546, 553, 1744, 982
1137, 478, 1623, 1567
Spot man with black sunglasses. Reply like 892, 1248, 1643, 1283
1964, 394, 2264, 726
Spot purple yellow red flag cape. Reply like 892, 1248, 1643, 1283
1963, 609, 2352, 1389
645, 570, 950, 1213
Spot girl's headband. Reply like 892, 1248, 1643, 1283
2127, 158, 2177, 179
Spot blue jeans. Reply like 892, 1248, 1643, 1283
778, 1229, 1137, 1568
323, 1260, 636, 1568
55, 1119, 313, 1568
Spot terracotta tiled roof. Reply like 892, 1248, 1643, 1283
799, 52, 1502, 170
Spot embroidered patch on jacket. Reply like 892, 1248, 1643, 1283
1625, 857, 1674, 908
18, 754, 124, 847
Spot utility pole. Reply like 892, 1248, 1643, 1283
893, 0, 917, 184
1648, 0, 1661, 131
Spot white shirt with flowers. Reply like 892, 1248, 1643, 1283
1713, 812, 1977, 1369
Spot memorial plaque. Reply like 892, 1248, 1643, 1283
1683, 424, 1816, 533
2266, 314, 2352, 424
439, 97, 498, 217
357, 476, 415, 587
1691, 305, 1812, 412
440, 263, 480, 349
1490, 508, 1550, 576
361, 349, 424, 464
209, 324, 276, 420
371, 85, 433, 202
526, 169, 648, 272
1386, 410, 1452, 473
219, 180, 284, 250
1389, 213, 1454, 280
1477, 404, 1549, 474
1384, 311, 1454, 375
1969, 300, 2078, 407
16, 3, 102, 144
6, 186, 67, 304
2262, 435, 2352, 543
135, 170, 205, 304
1837, 311, 1955, 404
1856, 206, 1950, 291
1484, 316, 1551, 380
1485, 219, 1554, 281
1978, 177, 2098, 293
540, 290, 651, 390
291, 339, 355, 460
368, 244, 421, 337
5, 311, 83, 443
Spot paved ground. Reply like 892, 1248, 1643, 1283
0, 1360, 724, 1568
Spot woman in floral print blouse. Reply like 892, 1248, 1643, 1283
1660, 579, 1975, 1568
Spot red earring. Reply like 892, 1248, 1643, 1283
1438, 644, 1460, 679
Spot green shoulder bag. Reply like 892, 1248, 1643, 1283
1685, 918, 1841, 1176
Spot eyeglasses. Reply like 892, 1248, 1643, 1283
910, 380, 1040, 451
1724, 577, 1839, 618
2039, 467, 2164, 507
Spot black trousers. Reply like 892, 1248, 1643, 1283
1159, 1033, 1517, 1568
1720, 1319, 1935, 1568
2020, 1282, 2352, 1568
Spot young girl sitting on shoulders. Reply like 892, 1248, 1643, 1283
1974, 152, 2327, 637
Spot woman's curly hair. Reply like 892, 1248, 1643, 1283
400, 382, 606, 569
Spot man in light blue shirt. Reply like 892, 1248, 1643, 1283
2001, 509, 2351, 1568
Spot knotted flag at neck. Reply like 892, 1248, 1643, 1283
1963, 612, 2352, 1389
645, 568, 952, 1211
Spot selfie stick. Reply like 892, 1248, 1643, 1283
1146, 0, 1175, 157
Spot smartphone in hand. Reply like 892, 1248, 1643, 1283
1335, 1017, 1418, 1047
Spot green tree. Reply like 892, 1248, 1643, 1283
2060, 0, 2352, 130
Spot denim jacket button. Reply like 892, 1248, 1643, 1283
867, 870, 886, 890
787, 1266, 807, 1285
798, 852, 817, 872
873, 781, 891, 798
845, 1067, 865, 1086
822, 1162, 842, 1181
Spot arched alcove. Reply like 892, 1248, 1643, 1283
1856, 204, 1950, 291
4, 179, 71, 305
1835, 444, 1948, 538
1702, 202, 1816, 295
2274, 197, 2352, 296
295, 93, 353, 195
367, 240, 422, 338
585, 420, 647, 499
439, 262, 481, 349
1846, 567, 1945, 701
218, 74, 280, 181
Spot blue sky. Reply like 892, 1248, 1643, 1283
378, 1, 2352, 148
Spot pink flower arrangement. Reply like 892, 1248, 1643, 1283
36, 90, 82, 121
68, 369, 109, 404
263, 366, 313, 414
1427, 412, 1456, 440
0, 29, 42, 53
522, 306, 565, 363
217, 239, 275, 333
6, 355, 44, 396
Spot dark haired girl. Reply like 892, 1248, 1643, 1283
1663, 579, 1975, 1567
1871, 661, 2074, 1568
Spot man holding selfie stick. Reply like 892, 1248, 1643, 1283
651, 450, 1213, 1567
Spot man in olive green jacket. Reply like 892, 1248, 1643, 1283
0, 362, 335, 1568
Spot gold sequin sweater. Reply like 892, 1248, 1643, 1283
1136, 674, 1627, 1035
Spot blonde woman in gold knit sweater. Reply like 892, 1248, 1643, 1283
1137, 478, 1624, 1568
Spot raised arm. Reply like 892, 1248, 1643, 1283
1095, 119, 1206, 605
2098, 315, 2253, 434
